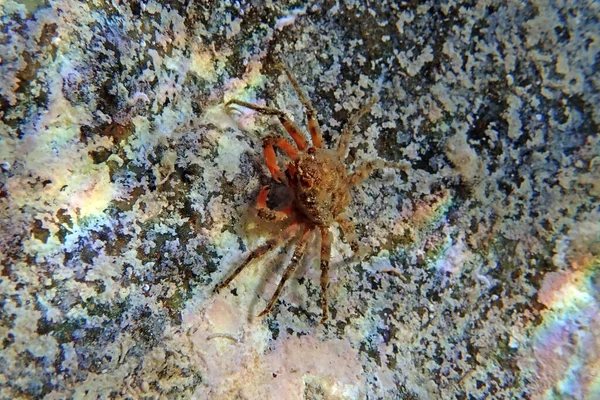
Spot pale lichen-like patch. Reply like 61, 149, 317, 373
1, 0, 598, 398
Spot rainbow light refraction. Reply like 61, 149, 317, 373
527, 254, 600, 399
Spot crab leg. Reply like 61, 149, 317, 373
336, 96, 379, 159
262, 134, 298, 183
277, 63, 324, 148
336, 215, 359, 253
214, 221, 301, 293
319, 226, 332, 323
226, 99, 309, 151
256, 185, 293, 222
258, 226, 312, 317
348, 159, 411, 186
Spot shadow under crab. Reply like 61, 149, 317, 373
215, 64, 407, 323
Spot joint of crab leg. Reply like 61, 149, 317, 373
225, 98, 309, 151
275, 62, 324, 148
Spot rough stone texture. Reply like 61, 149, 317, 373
1, 0, 599, 399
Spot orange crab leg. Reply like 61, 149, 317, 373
226, 99, 309, 151
263, 146, 285, 183
279, 118, 309, 151
277, 63, 324, 148
307, 118, 323, 148
256, 186, 293, 222
263, 135, 299, 183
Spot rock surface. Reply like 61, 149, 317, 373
1, 1, 599, 399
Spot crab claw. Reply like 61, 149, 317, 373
257, 185, 271, 204
263, 145, 284, 183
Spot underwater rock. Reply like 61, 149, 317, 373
0, 1, 598, 398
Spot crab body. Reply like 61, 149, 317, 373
287, 148, 351, 225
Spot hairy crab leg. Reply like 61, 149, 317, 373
225, 99, 309, 151
336, 215, 359, 253
262, 134, 298, 183
214, 221, 301, 293
256, 185, 293, 222
277, 63, 324, 148
319, 226, 333, 323
347, 159, 411, 186
258, 226, 312, 317
336, 96, 379, 159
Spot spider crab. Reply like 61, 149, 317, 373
215, 64, 405, 323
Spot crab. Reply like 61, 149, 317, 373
215, 64, 405, 323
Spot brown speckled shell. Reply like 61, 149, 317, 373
288, 148, 351, 225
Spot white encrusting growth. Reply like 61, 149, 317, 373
0, 0, 598, 399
